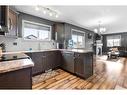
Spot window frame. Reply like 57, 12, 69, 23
107, 35, 121, 47
22, 20, 52, 41
71, 29, 85, 48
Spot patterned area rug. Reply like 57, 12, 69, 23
32, 70, 59, 85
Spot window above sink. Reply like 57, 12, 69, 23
22, 20, 52, 41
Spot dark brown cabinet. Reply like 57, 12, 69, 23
45, 51, 55, 71
74, 52, 93, 79
31, 52, 45, 75
61, 51, 74, 73
25, 51, 61, 76
26, 50, 93, 79
54, 23, 65, 44
85, 53, 93, 77
0, 67, 32, 89
6, 8, 18, 37
61, 51, 93, 79
25, 52, 46, 75
47, 51, 61, 70
0, 6, 8, 33
0, 6, 18, 37
74, 53, 84, 76
54, 51, 62, 68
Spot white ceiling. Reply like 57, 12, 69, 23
14, 6, 127, 34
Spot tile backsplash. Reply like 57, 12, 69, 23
0, 36, 56, 52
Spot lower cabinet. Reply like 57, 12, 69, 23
0, 67, 32, 89
61, 51, 93, 79
51, 51, 62, 69
74, 53, 84, 76
74, 52, 93, 79
26, 50, 93, 79
31, 52, 46, 75
45, 51, 58, 71
25, 52, 44, 75
25, 51, 61, 76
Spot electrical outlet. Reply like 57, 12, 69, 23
13, 42, 17, 46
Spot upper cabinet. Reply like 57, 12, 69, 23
54, 23, 65, 44
0, 6, 8, 34
0, 6, 18, 38
6, 8, 18, 37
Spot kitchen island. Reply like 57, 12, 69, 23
0, 53, 34, 89
61, 50, 93, 79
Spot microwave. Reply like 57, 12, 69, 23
0, 6, 9, 32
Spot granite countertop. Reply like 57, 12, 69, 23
62, 49, 93, 53
0, 58, 34, 74
2, 49, 93, 54
2, 49, 60, 54
0, 49, 92, 74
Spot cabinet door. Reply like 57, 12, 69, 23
84, 53, 93, 78
74, 53, 85, 77
61, 52, 74, 73
51, 51, 62, 69
56, 51, 62, 68
31, 52, 44, 75
6, 9, 17, 37
0, 67, 32, 89
54, 23, 65, 44
44, 51, 53, 71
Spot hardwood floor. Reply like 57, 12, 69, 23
32, 56, 127, 90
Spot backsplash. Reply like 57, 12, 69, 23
0, 36, 56, 52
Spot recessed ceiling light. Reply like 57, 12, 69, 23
49, 12, 53, 16
35, 6, 39, 11
55, 14, 59, 18
43, 10, 46, 14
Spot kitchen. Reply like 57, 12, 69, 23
0, 6, 94, 89
1, 5, 127, 90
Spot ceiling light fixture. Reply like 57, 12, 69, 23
55, 14, 58, 18
43, 9, 46, 14
35, 6, 39, 11
94, 21, 106, 34
49, 12, 53, 16
35, 6, 59, 18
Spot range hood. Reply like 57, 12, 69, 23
0, 6, 9, 33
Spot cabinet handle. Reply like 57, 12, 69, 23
8, 18, 13, 31
42, 55, 46, 58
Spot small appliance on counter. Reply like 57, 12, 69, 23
56, 43, 64, 49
